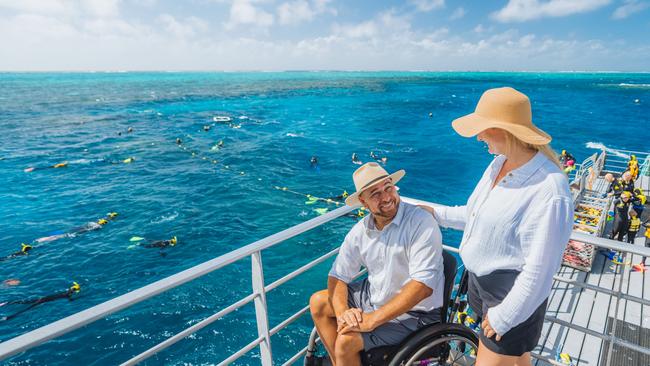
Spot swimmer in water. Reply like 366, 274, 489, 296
0, 244, 32, 262
351, 153, 362, 165
0, 282, 81, 321
33, 212, 118, 244
128, 236, 178, 257
370, 151, 388, 165
24, 161, 68, 173
2, 279, 21, 287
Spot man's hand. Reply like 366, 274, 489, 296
482, 312, 502, 341
339, 312, 378, 334
337, 308, 363, 332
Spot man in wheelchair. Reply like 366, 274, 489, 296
309, 163, 445, 365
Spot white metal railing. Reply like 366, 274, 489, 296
569, 153, 596, 186
2, 197, 650, 365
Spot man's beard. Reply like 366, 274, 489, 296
372, 198, 398, 218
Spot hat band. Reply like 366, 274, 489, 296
360, 174, 389, 190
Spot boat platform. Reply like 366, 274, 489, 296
533, 151, 650, 366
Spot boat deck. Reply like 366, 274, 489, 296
534, 176, 650, 365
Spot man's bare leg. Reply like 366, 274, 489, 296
334, 332, 364, 366
310, 290, 339, 364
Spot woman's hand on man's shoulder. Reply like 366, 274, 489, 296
417, 204, 435, 216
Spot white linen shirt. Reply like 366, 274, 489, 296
435, 152, 573, 336
329, 201, 445, 312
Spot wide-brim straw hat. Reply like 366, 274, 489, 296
345, 162, 405, 206
452, 87, 551, 145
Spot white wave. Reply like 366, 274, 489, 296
150, 211, 179, 224
286, 132, 303, 137
585, 142, 630, 159
68, 158, 101, 165
618, 83, 650, 88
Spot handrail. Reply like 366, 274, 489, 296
2, 196, 650, 365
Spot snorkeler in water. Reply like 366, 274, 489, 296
34, 212, 118, 244
117, 127, 134, 136
310, 156, 318, 166
327, 191, 349, 202
128, 236, 177, 249
128, 236, 178, 257
344, 208, 366, 220
351, 153, 362, 165
0, 244, 32, 262
369, 151, 387, 165
211, 140, 225, 151
24, 161, 68, 172
24, 157, 133, 172
0, 282, 81, 321
2, 279, 21, 287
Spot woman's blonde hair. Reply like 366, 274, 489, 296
502, 130, 562, 169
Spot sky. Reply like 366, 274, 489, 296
0, 0, 648, 71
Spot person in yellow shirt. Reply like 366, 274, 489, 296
628, 155, 639, 180
627, 210, 641, 244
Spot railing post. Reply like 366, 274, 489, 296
251, 251, 273, 365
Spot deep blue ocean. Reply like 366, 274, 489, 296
0, 72, 648, 365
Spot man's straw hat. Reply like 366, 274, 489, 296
345, 162, 405, 206
452, 87, 551, 145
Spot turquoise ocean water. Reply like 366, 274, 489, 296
0, 72, 648, 365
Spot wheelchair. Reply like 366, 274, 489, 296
305, 250, 479, 366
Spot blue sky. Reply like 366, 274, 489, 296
0, 0, 648, 71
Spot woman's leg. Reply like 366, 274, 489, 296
514, 352, 532, 366
476, 340, 519, 366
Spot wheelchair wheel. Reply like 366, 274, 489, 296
389, 323, 478, 366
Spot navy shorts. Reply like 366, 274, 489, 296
467, 270, 547, 356
347, 278, 441, 351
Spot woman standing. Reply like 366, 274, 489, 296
421, 87, 573, 365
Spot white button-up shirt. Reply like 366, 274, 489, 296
329, 201, 445, 311
435, 152, 573, 335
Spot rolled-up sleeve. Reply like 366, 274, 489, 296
328, 231, 362, 284
487, 196, 573, 335
407, 212, 444, 291
434, 204, 468, 231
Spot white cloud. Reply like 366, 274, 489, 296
332, 9, 411, 39
277, 0, 336, 25
333, 20, 378, 38
225, 0, 274, 29
81, 0, 121, 18
492, 0, 611, 22
0, 0, 121, 17
612, 0, 650, 19
450, 7, 465, 20
474, 24, 486, 33
0, 0, 72, 15
158, 14, 208, 38
0, 2, 648, 71
410, 0, 445, 12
